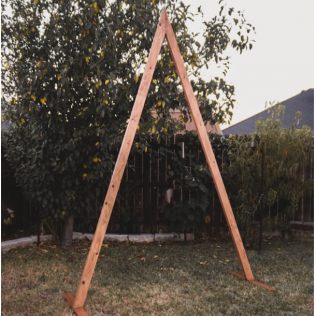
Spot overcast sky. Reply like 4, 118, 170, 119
3, 1, 313, 130
180, 0, 314, 129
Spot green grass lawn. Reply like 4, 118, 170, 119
1, 238, 313, 316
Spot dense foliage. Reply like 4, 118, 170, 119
223, 105, 314, 244
160, 132, 227, 233
159, 105, 313, 242
2, 0, 255, 241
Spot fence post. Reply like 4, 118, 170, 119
258, 141, 265, 253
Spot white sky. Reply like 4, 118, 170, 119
2, 1, 314, 130
181, 0, 314, 129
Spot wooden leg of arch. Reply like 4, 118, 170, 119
227, 271, 275, 291
64, 9, 167, 316
64, 8, 275, 315
64, 293, 90, 316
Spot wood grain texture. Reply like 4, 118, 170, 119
164, 12, 254, 281
71, 9, 167, 309
64, 293, 90, 316
249, 280, 275, 291
65, 8, 275, 313
227, 271, 246, 280
228, 272, 275, 291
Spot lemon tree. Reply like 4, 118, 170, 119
2, 0, 255, 245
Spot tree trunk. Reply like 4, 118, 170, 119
61, 214, 74, 247
1, 201, 6, 239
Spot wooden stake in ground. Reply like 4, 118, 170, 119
64, 7, 274, 316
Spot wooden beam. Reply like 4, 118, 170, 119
249, 280, 275, 291
65, 7, 274, 315
227, 271, 246, 280
64, 293, 90, 316
68, 9, 167, 310
164, 11, 255, 281
228, 271, 275, 291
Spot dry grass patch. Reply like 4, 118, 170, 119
1, 238, 313, 316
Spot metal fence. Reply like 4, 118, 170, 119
1, 137, 314, 237
108, 138, 226, 234
107, 136, 314, 234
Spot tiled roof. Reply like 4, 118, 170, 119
222, 89, 314, 135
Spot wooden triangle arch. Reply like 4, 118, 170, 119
64, 8, 274, 316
